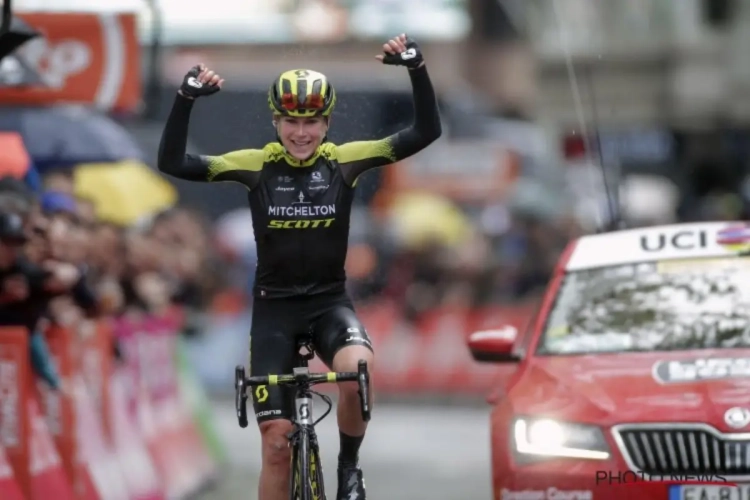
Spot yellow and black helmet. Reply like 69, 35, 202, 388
268, 69, 336, 118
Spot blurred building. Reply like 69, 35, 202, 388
6, 0, 750, 401
9, 0, 750, 260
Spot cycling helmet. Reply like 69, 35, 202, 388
268, 69, 336, 118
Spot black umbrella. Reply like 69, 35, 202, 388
0, 105, 146, 171
0, 1, 41, 62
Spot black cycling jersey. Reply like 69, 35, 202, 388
158, 65, 441, 299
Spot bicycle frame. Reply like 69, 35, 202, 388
290, 365, 324, 500
235, 339, 370, 500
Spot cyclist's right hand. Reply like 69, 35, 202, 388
178, 64, 224, 99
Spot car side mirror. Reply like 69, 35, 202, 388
467, 326, 520, 363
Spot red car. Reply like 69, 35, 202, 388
467, 222, 750, 500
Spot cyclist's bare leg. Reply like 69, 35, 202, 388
258, 419, 293, 500
332, 345, 374, 450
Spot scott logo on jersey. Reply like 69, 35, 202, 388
268, 218, 336, 229
267, 191, 337, 229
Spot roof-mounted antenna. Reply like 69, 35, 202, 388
551, 0, 625, 233
584, 66, 624, 233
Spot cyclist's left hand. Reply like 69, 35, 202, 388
376, 34, 424, 69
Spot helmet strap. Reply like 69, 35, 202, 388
321, 116, 330, 143
272, 118, 283, 145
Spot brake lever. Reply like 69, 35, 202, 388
357, 359, 371, 422
235, 365, 249, 428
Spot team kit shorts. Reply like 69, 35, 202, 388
249, 292, 374, 422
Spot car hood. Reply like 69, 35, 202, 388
509, 349, 750, 429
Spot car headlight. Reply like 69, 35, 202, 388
513, 417, 610, 460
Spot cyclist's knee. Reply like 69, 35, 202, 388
333, 346, 374, 398
332, 345, 374, 373
259, 419, 293, 467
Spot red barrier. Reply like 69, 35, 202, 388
40, 325, 98, 499
0, 327, 75, 499
114, 310, 215, 499
0, 442, 24, 500
41, 320, 152, 500
0, 328, 31, 495
78, 319, 134, 499
107, 367, 164, 500
1, 306, 216, 500
311, 301, 536, 394
26, 395, 73, 499
71, 373, 130, 500
78, 321, 114, 443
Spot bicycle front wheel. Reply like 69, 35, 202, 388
291, 428, 313, 500
309, 433, 325, 500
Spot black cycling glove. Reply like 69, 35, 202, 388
179, 65, 221, 98
380, 36, 424, 70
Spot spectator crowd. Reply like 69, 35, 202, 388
0, 169, 219, 390
7, 143, 749, 393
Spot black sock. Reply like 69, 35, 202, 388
338, 431, 364, 467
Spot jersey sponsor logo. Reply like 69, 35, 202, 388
311, 171, 325, 182
276, 186, 295, 192
268, 218, 335, 229
292, 191, 311, 205
308, 184, 329, 191
268, 204, 336, 217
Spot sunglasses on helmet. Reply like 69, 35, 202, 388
280, 92, 325, 112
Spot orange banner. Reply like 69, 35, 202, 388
0, 13, 141, 111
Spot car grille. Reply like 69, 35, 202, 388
615, 426, 750, 476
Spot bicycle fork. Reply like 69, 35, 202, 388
288, 372, 325, 500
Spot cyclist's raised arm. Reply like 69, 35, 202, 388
157, 93, 212, 181
338, 36, 442, 186
157, 64, 264, 189
157, 95, 265, 188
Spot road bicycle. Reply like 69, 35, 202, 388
235, 336, 371, 500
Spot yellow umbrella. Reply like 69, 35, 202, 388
387, 191, 473, 250
73, 161, 178, 226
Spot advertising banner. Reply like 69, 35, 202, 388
0, 13, 141, 111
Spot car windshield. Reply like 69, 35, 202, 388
537, 256, 750, 355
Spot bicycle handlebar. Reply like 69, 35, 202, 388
244, 369, 355, 387
236, 360, 372, 425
